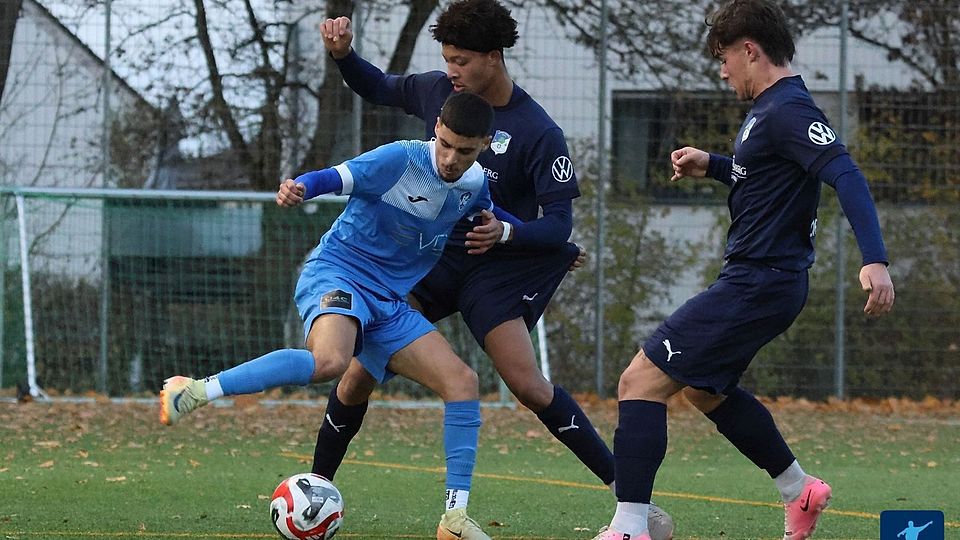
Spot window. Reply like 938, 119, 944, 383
611, 90, 746, 202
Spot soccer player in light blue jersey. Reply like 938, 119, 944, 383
593, 2, 895, 540
316, 3, 674, 538
160, 92, 506, 540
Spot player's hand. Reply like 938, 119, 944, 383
320, 17, 353, 60
859, 262, 894, 317
465, 209, 501, 255
569, 244, 587, 271
277, 178, 306, 207
670, 146, 709, 181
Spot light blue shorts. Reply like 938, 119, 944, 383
294, 259, 435, 383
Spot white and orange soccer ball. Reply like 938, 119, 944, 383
269, 473, 344, 540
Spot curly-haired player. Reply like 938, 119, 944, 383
317, 1, 674, 539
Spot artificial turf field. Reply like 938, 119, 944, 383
1, 394, 957, 539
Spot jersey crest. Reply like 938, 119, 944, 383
457, 191, 473, 211
490, 130, 512, 155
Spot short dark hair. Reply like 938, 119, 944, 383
706, 0, 795, 66
439, 92, 493, 138
430, 0, 518, 53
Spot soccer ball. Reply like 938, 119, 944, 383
270, 473, 344, 540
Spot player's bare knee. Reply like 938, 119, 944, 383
337, 369, 376, 405
440, 363, 479, 402
683, 387, 725, 414
511, 377, 553, 411
617, 350, 647, 396
309, 351, 350, 383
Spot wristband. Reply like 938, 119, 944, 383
498, 221, 512, 243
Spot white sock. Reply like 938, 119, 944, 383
610, 501, 648, 536
445, 489, 469, 510
203, 375, 224, 401
607, 480, 616, 496
775, 460, 808, 502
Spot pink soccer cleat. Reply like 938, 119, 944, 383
783, 476, 832, 539
591, 526, 652, 540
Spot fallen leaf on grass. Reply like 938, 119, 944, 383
106, 476, 127, 482
236, 505, 251, 509
38, 460, 54, 468
34, 441, 61, 448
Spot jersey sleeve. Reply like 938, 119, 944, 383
337, 142, 408, 198
768, 101, 847, 176
527, 127, 581, 206
334, 50, 446, 122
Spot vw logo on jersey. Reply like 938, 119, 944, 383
490, 130, 512, 155
458, 191, 472, 211
552, 156, 574, 183
807, 122, 836, 146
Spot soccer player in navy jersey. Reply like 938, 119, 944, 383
592, 2, 895, 540
159, 92, 504, 539
316, 2, 674, 539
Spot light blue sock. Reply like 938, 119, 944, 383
217, 349, 315, 396
443, 400, 482, 491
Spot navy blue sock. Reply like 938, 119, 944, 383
705, 387, 796, 478
535, 385, 615, 484
614, 399, 667, 503
311, 385, 368, 480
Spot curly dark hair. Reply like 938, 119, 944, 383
430, 0, 519, 53
706, 0, 795, 66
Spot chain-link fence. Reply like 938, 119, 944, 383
1, 1, 957, 399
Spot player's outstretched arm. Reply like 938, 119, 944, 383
276, 178, 306, 207
320, 17, 353, 60
859, 262, 894, 317
670, 146, 710, 181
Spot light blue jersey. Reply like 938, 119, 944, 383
307, 140, 492, 299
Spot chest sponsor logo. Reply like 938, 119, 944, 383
490, 130, 512, 155
482, 167, 499, 181
419, 232, 448, 253
552, 156, 574, 183
741, 116, 757, 142
807, 122, 836, 145
731, 161, 747, 185
320, 289, 352, 310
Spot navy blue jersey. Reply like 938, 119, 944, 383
334, 55, 580, 250
722, 76, 848, 271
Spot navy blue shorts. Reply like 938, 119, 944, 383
642, 262, 809, 394
411, 242, 581, 347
